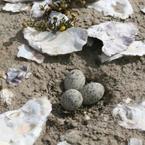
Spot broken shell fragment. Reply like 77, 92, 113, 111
128, 138, 143, 145
100, 41, 145, 62
113, 101, 145, 131
88, 21, 145, 62
87, 21, 145, 62
140, 7, 145, 13
88, 0, 133, 19
120, 41, 145, 56
2, 3, 30, 13
31, 0, 51, 18
23, 27, 88, 56
0, 97, 52, 145
64, 69, 86, 90
17, 44, 45, 64
3, 0, 34, 2
6, 65, 31, 86
81, 82, 105, 105
61, 89, 83, 111
87, 21, 138, 57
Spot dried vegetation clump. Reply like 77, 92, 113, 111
23, 0, 90, 32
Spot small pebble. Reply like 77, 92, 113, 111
64, 69, 85, 90
61, 130, 82, 144
61, 89, 83, 111
57, 141, 71, 145
0, 89, 14, 105
81, 82, 105, 105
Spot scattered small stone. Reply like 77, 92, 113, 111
84, 114, 91, 121
61, 130, 82, 144
64, 69, 85, 90
81, 82, 105, 105
65, 119, 78, 128
123, 97, 132, 104
0, 88, 14, 105
61, 89, 83, 111
82, 112, 91, 125
57, 118, 65, 126
57, 141, 71, 145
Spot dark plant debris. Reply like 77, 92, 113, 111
23, 0, 89, 32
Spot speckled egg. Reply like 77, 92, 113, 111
81, 82, 105, 105
64, 69, 85, 90
61, 89, 83, 111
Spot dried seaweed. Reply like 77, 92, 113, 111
23, 0, 89, 32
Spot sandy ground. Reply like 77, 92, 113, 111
1, 0, 145, 145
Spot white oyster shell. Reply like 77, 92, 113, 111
17, 44, 45, 64
87, 21, 138, 57
0, 97, 52, 145
23, 27, 88, 56
88, 0, 133, 19
113, 101, 145, 131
